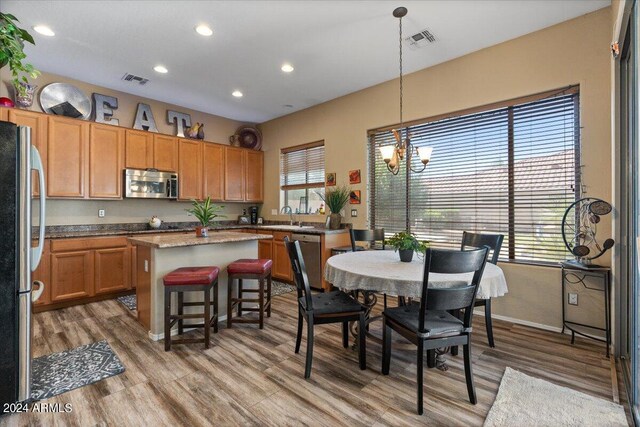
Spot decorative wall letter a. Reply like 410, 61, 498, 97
167, 110, 192, 137
92, 93, 119, 125
133, 103, 158, 132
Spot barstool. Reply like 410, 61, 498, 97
163, 266, 219, 351
227, 259, 273, 329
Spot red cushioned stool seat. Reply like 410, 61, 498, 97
163, 266, 220, 286
228, 259, 273, 275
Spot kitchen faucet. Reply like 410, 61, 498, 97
281, 206, 295, 226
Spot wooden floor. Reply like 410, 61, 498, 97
1, 290, 627, 426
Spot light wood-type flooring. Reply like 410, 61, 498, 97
1, 290, 629, 426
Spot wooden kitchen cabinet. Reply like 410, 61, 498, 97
0, 107, 7, 121
89, 123, 124, 199
47, 116, 89, 198
258, 239, 273, 261
203, 142, 225, 201
272, 231, 293, 281
244, 150, 264, 202
125, 129, 154, 169
50, 250, 94, 301
224, 146, 245, 201
179, 138, 203, 200
130, 244, 137, 289
94, 247, 130, 294
8, 109, 48, 197
153, 134, 178, 172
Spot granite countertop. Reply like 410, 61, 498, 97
41, 222, 348, 239
128, 231, 273, 248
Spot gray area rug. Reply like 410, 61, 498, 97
31, 340, 125, 401
484, 367, 627, 427
272, 280, 296, 297
116, 294, 137, 311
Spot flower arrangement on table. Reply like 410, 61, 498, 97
386, 231, 429, 262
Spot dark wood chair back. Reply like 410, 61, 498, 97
460, 231, 504, 265
284, 236, 313, 310
351, 228, 386, 250
419, 247, 489, 333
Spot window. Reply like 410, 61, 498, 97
369, 87, 580, 264
280, 141, 325, 214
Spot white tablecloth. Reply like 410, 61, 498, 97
324, 250, 508, 300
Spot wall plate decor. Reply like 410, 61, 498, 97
349, 190, 361, 204
326, 172, 336, 186
39, 82, 92, 120
349, 169, 361, 184
233, 126, 262, 150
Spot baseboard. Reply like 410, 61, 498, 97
473, 309, 563, 333
148, 313, 229, 341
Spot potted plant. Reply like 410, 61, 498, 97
186, 197, 225, 237
318, 185, 351, 230
386, 231, 429, 262
0, 13, 40, 103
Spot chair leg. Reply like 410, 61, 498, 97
417, 340, 424, 415
237, 279, 243, 316
258, 278, 265, 329
266, 273, 272, 317
463, 339, 477, 404
358, 312, 366, 370
451, 309, 461, 356
295, 309, 303, 354
212, 280, 219, 333
383, 294, 388, 309
305, 315, 314, 379
485, 298, 495, 348
203, 285, 211, 349
342, 321, 349, 348
164, 288, 171, 351
382, 319, 391, 375
177, 291, 184, 335
426, 349, 436, 368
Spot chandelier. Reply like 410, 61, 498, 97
379, 7, 433, 175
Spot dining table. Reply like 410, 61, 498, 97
324, 249, 509, 369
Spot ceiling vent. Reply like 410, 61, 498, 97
405, 29, 436, 49
121, 73, 149, 85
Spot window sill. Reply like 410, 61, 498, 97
497, 259, 563, 269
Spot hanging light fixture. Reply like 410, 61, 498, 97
379, 7, 433, 175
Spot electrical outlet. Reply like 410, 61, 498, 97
271, 209, 278, 215
98, 209, 105, 218
568, 293, 578, 305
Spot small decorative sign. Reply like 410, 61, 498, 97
92, 93, 119, 125
326, 172, 336, 186
349, 190, 361, 204
349, 169, 361, 184
167, 110, 192, 137
133, 103, 158, 132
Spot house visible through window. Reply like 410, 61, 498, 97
369, 87, 580, 264
280, 141, 325, 214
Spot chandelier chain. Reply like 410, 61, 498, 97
399, 14, 403, 134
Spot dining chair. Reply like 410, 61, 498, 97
331, 228, 385, 255
461, 231, 504, 348
381, 247, 489, 415
284, 236, 367, 379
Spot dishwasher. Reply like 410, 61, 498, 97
291, 233, 322, 290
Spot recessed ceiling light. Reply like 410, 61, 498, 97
232, 90, 243, 98
195, 25, 213, 36
153, 65, 168, 74
281, 63, 294, 73
33, 25, 55, 37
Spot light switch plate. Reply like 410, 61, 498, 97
144, 260, 149, 273
568, 293, 578, 305
98, 209, 105, 218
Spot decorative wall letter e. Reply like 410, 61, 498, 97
92, 93, 119, 125
133, 103, 158, 132
167, 110, 192, 137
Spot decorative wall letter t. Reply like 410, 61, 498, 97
133, 103, 158, 132
93, 93, 119, 125
167, 110, 192, 137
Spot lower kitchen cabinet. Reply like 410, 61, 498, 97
272, 232, 293, 281
51, 250, 95, 301
258, 238, 273, 261
94, 247, 131, 294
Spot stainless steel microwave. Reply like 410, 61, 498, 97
124, 169, 178, 199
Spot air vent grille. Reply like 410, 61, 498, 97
121, 73, 149, 85
406, 29, 436, 48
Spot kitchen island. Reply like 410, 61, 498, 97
129, 231, 272, 340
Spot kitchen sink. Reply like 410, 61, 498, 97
258, 225, 315, 230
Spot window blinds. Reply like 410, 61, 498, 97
280, 141, 325, 190
369, 87, 580, 264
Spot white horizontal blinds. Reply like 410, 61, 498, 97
280, 142, 325, 190
512, 93, 579, 263
369, 87, 580, 264
369, 132, 408, 236
408, 109, 510, 249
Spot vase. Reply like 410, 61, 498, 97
195, 226, 209, 237
399, 249, 414, 263
14, 82, 37, 109
329, 213, 342, 230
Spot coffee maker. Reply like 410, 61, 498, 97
249, 206, 259, 225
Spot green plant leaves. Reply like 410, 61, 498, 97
185, 196, 226, 227
318, 185, 351, 214
386, 231, 429, 254
0, 12, 39, 95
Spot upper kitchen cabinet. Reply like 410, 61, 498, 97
153, 134, 179, 172
244, 150, 264, 202
0, 108, 7, 121
47, 116, 89, 198
178, 138, 203, 201
7, 109, 48, 197
224, 146, 245, 201
202, 142, 224, 201
89, 124, 124, 199
125, 129, 154, 169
